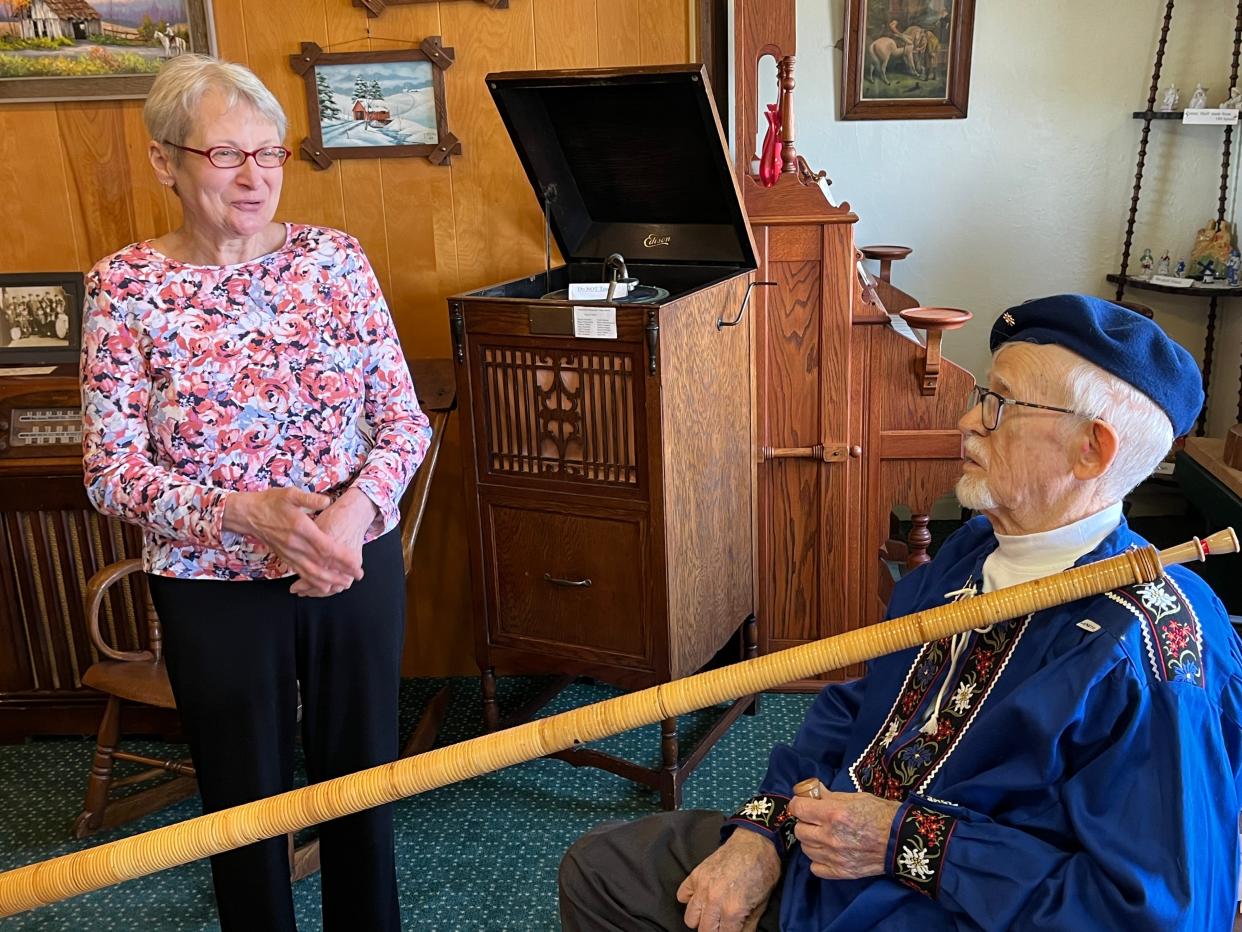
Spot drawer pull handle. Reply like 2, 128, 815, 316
544, 573, 592, 588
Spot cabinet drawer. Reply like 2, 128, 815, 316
483, 499, 652, 668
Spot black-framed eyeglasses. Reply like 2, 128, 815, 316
163, 141, 291, 169
968, 384, 1081, 432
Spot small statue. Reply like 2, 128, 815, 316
1175, 257, 1187, 277
1157, 250, 1171, 276
1139, 247, 1154, 277
1223, 86, 1242, 110
1202, 261, 1216, 284
1159, 85, 1180, 112
1188, 84, 1209, 109
1227, 249, 1241, 286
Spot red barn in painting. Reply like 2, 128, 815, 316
351, 99, 392, 123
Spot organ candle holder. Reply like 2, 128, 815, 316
898, 307, 973, 396
448, 65, 759, 809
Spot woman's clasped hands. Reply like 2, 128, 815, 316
223, 486, 377, 597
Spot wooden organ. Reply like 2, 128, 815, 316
0, 369, 158, 741
735, 0, 975, 682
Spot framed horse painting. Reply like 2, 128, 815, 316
841, 0, 975, 120
0, 0, 214, 103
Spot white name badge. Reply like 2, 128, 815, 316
568, 281, 630, 301
573, 307, 618, 339
1183, 108, 1239, 125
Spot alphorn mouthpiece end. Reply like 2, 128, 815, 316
1157, 528, 1239, 569
1201, 528, 1240, 558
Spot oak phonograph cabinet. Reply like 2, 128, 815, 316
449, 66, 759, 807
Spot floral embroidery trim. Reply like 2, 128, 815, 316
890, 802, 958, 899
849, 615, 1030, 801
1107, 575, 1204, 687
727, 794, 798, 853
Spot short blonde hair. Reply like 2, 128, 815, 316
144, 54, 287, 156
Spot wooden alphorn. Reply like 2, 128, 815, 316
0, 530, 1236, 917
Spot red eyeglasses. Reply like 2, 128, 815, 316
163, 141, 291, 169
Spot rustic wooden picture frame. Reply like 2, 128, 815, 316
352, 0, 506, 16
0, 272, 85, 367
841, 0, 975, 121
289, 39, 461, 170
0, 0, 214, 103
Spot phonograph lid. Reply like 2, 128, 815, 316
486, 65, 757, 272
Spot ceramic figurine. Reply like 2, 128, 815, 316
1188, 84, 1209, 109
1139, 248, 1154, 277
1157, 250, 1171, 276
1222, 86, 1242, 109
1227, 249, 1241, 286
1175, 257, 1187, 277
1159, 85, 1180, 112
1202, 261, 1216, 284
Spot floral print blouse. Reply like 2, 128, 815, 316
81, 224, 431, 580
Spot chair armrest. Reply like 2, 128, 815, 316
400, 408, 453, 577
85, 559, 155, 662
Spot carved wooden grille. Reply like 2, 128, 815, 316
480, 345, 639, 485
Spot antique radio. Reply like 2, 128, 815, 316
0, 369, 152, 740
449, 66, 759, 807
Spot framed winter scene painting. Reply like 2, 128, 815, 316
0, 0, 214, 103
289, 38, 461, 170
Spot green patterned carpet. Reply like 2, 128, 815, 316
0, 678, 815, 931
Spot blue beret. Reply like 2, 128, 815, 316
989, 294, 1203, 437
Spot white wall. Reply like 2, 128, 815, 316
767, 0, 1242, 436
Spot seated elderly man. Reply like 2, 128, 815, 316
559, 294, 1242, 931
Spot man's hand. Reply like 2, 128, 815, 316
676, 828, 781, 932
223, 487, 364, 596
787, 791, 900, 880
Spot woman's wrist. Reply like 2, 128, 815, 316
221, 491, 255, 535
340, 486, 379, 523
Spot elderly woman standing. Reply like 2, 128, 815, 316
80, 54, 429, 931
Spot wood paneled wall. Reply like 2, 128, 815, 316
0, 0, 697, 676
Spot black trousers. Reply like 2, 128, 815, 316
148, 529, 405, 932
559, 810, 784, 932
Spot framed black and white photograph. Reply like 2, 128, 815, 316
289, 38, 461, 170
0, 272, 84, 366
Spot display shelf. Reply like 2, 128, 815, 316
1106, 274, 1242, 297
1131, 110, 1234, 120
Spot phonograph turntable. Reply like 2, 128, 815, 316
538, 253, 670, 305
447, 65, 762, 807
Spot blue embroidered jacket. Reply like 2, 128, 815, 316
727, 516, 1242, 930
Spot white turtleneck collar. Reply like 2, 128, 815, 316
981, 503, 1124, 593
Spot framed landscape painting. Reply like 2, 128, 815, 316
290, 39, 461, 169
0, 0, 214, 103
841, 0, 975, 120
